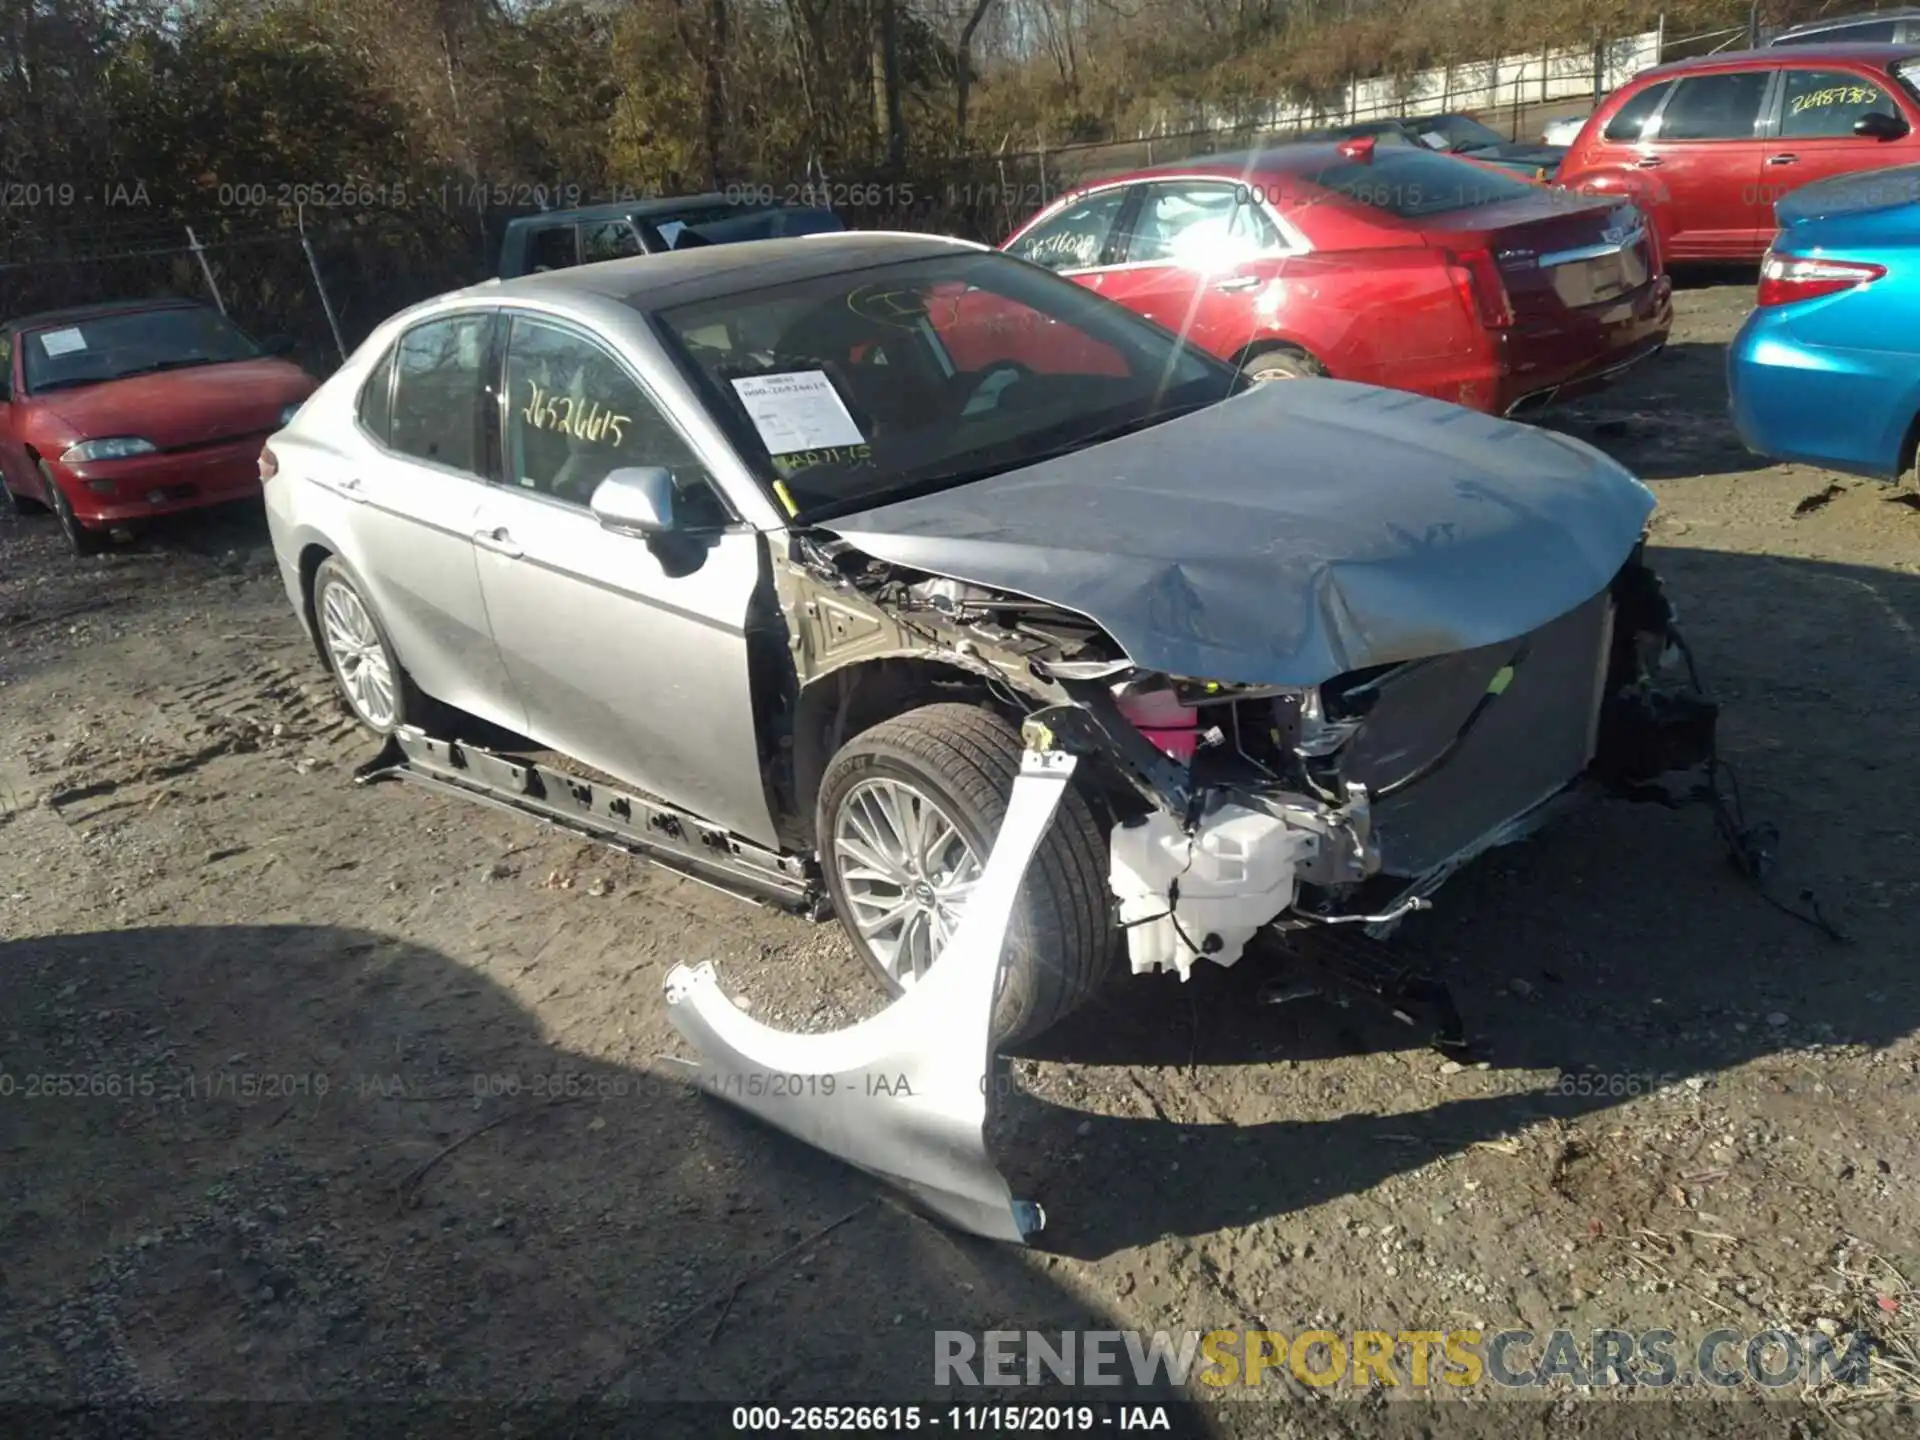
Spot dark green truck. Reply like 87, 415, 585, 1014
496, 195, 844, 277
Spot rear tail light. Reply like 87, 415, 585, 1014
1756, 252, 1885, 307
1445, 247, 1514, 330
258, 445, 279, 482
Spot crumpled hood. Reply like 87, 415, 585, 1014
821, 379, 1655, 687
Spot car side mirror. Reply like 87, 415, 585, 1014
589, 466, 676, 537
1854, 111, 1908, 140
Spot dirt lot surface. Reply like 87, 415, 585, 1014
4, 281, 1919, 1435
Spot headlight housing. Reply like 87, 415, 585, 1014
62, 437, 158, 463
278, 402, 303, 426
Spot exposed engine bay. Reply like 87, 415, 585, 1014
783, 527, 1718, 985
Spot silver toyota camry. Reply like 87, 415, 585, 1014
261, 232, 1716, 1044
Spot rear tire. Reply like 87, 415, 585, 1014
1243, 347, 1325, 384
817, 703, 1114, 1046
311, 556, 427, 735
41, 462, 106, 556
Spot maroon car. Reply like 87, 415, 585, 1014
0, 299, 318, 555
1557, 43, 1920, 263
1001, 140, 1671, 416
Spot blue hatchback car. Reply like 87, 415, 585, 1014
1729, 163, 1920, 480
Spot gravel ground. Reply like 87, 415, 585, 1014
3, 281, 1919, 1436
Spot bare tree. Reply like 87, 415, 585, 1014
955, 0, 999, 139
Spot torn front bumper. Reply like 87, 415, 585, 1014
661, 750, 1080, 1243
1035, 553, 1717, 972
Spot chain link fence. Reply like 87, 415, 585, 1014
0, 204, 519, 378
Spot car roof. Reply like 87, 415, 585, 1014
1775, 7, 1920, 34
507, 194, 814, 227
3, 296, 205, 337
1134, 142, 1361, 175
1092, 140, 1457, 191
477, 232, 980, 311
1642, 40, 1920, 75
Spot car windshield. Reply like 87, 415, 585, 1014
651, 251, 1241, 521
1895, 57, 1920, 107
1298, 145, 1540, 218
21, 306, 261, 393
1412, 114, 1510, 152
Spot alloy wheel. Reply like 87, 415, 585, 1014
832, 776, 982, 986
319, 579, 398, 729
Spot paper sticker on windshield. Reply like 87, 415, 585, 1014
38, 328, 86, 357
730, 371, 865, 454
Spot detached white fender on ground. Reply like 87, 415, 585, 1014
662, 747, 1077, 1243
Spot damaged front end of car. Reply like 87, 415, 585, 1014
1029, 542, 1716, 980
783, 516, 1714, 998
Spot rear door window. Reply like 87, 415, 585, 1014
525, 225, 581, 272
1299, 147, 1538, 218
1652, 71, 1771, 141
1604, 81, 1674, 141
583, 221, 643, 262
1120, 182, 1289, 265
1779, 69, 1896, 137
1006, 188, 1132, 272
388, 314, 491, 474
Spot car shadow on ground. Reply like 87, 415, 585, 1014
0, 922, 1199, 1417
1000, 547, 1920, 1258
1545, 342, 1771, 481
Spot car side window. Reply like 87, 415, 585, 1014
583, 221, 643, 262
357, 346, 395, 444
1604, 81, 1674, 141
1653, 71, 1771, 141
526, 225, 581, 272
388, 314, 490, 473
0, 333, 11, 399
1005, 188, 1131, 273
1780, 69, 1895, 138
501, 315, 728, 526
1123, 182, 1288, 266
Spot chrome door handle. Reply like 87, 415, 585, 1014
472, 526, 522, 558
1213, 275, 1263, 293
1766, 153, 1799, 165
1634, 155, 1663, 168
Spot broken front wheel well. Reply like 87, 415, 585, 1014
786, 657, 1019, 849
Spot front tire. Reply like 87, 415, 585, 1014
41, 463, 106, 556
312, 556, 424, 735
816, 703, 1113, 1046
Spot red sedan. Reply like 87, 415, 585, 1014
1000, 139, 1673, 416
0, 299, 318, 555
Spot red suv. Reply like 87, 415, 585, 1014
1001, 141, 1671, 416
1557, 43, 1920, 262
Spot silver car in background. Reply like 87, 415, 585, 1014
260, 233, 1716, 1044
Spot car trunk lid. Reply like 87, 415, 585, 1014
1423, 195, 1656, 324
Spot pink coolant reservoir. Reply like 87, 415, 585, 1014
1114, 685, 1199, 762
